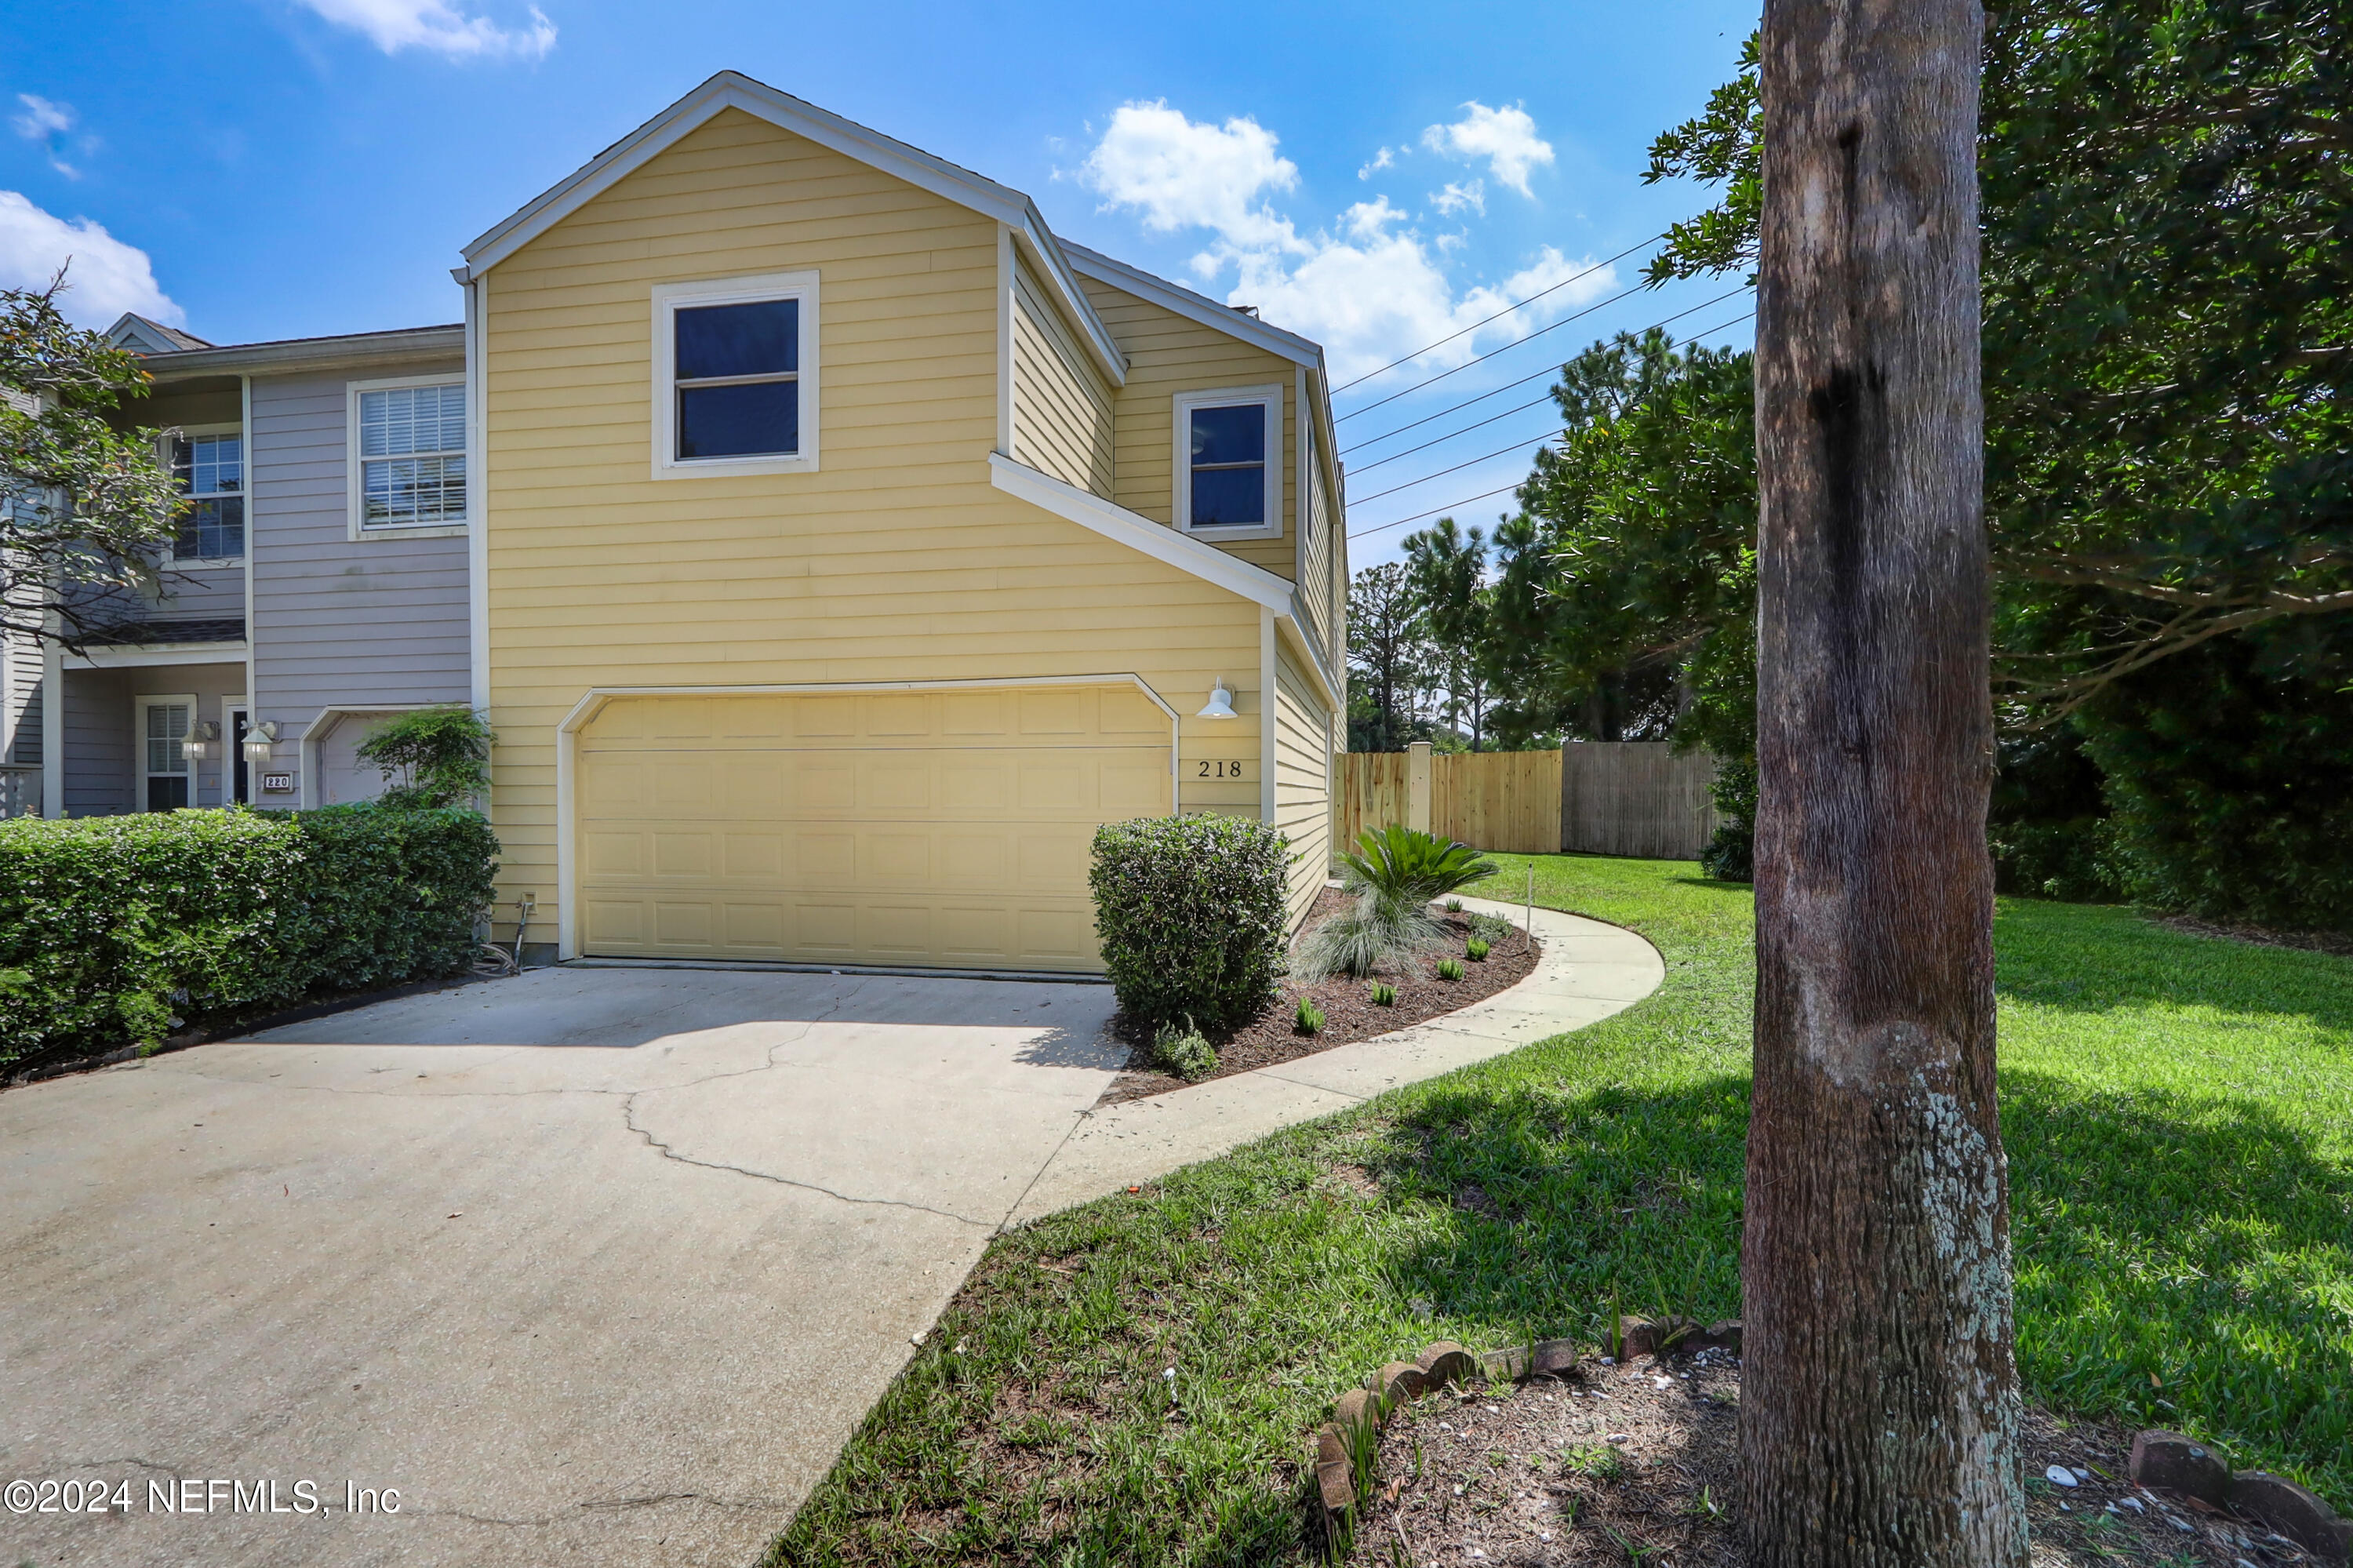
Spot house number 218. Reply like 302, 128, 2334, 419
1196, 759, 1244, 779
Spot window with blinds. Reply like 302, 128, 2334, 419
170, 433, 244, 560
356, 382, 466, 529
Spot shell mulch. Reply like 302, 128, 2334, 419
1345, 1352, 2331, 1567
1100, 887, 1540, 1104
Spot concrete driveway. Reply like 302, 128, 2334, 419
0, 966, 1127, 1568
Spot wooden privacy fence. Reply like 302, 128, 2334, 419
1332, 741, 1720, 860
1560, 741, 1720, 860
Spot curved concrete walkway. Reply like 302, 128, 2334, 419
1010, 893, 1665, 1224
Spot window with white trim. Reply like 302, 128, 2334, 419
354, 380, 467, 530
169, 430, 243, 561
1172, 384, 1282, 537
652, 271, 820, 478
139, 695, 194, 812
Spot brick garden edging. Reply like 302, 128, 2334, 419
1308, 1322, 2350, 1566
1307, 1316, 1742, 1526
2128, 1430, 2351, 1563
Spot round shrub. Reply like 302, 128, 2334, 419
1089, 814, 1288, 1030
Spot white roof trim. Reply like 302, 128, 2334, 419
1060, 241, 1326, 370
457, 71, 1125, 386
1275, 600, 1343, 712
989, 452, 1291, 611
64, 638, 250, 670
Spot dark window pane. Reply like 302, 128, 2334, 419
1191, 404, 1265, 466
147, 775, 190, 812
678, 380, 798, 460
675, 300, 797, 380
175, 495, 245, 558
1191, 464, 1265, 526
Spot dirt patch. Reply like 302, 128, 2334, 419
1345, 1351, 2332, 1566
1100, 888, 1541, 1104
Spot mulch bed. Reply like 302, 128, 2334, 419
1346, 1349, 2331, 1566
1100, 887, 1541, 1104
2157, 913, 2353, 959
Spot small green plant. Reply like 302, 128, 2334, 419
1152, 1018, 1217, 1081
1369, 980, 1397, 1006
1468, 911, 1515, 947
355, 706, 496, 809
1444, 898, 1464, 913
1296, 896, 1440, 981
1436, 958, 1466, 981
1562, 1442, 1627, 1481
1466, 937, 1491, 962
1294, 995, 1325, 1035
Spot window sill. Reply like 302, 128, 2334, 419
1178, 522, 1282, 543
173, 557, 246, 571
352, 522, 470, 541
652, 453, 820, 481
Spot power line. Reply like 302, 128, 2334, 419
1329, 235, 1660, 394
1342, 306, 1761, 545
1334, 281, 1752, 427
1347, 430, 1562, 508
1344, 300, 1758, 461
1344, 390, 1559, 476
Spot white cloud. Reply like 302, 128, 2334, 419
1078, 100, 1301, 255
12, 94, 83, 178
1422, 101, 1555, 197
295, 0, 556, 60
1076, 102, 1609, 382
0, 191, 183, 328
1356, 147, 1395, 180
1431, 180, 1485, 217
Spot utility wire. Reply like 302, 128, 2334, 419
1334, 281, 1752, 427
1348, 431, 1562, 508
1345, 298, 1757, 460
1344, 390, 1558, 476
1328, 235, 1659, 394
1342, 306, 1761, 545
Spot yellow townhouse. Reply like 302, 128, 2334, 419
452, 72, 1347, 973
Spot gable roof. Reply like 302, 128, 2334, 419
106, 313, 213, 354
1059, 242, 1326, 373
133, 323, 464, 379
455, 71, 1128, 387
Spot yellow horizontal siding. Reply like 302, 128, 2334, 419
1273, 645, 1334, 933
482, 107, 1264, 926
1012, 255, 1115, 496
1078, 275, 1297, 582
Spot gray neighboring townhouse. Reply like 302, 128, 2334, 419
0, 311, 471, 817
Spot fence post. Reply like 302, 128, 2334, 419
1407, 742, 1433, 834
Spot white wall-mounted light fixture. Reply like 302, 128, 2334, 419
242, 722, 278, 766
1198, 681, 1238, 720
184, 721, 221, 763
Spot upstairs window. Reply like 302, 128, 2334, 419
1172, 385, 1282, 537
653, 271, 820, 478
354, 380, 467, 531
170, 431, 243, 561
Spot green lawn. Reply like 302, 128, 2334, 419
769, 857, 2353, 1566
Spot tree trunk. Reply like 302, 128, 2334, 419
1745, 2, 2025, 1566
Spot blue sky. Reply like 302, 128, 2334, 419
2, 0, 1758, 562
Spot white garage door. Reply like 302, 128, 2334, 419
576, 684, 1173, 972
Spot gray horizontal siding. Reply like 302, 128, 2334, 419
249, 358, 470, 761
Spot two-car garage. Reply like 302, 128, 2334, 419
573, 681, 1175, 973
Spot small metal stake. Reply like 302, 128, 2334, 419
1525, 864, 1535, 952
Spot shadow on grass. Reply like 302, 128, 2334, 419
1373, 1068, 2351, 1507
1994, 897, 2353, 1031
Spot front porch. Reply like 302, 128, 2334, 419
55, 629, 251, 817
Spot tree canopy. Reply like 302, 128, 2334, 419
1, 274, 182, 649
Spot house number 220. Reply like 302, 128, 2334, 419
1196, 760, 1244, 779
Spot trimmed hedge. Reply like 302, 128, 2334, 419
0, 804, 498, 1068
1089, 814, 1288, 1030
